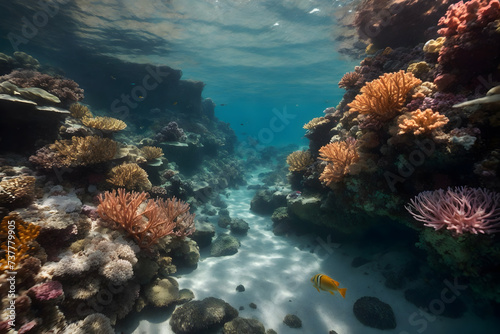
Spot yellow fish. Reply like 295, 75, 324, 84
311, 274, 346, 298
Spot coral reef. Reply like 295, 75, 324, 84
286, 151, 314, 172
154, 121, 187, 142
348, 70, 422, 120
69, 103, 93, 119
106, 163, 152, 191
82, 116, 127, 132
97, 188, 195, 249
303, 117, 330, 130
140, 146, 164, 161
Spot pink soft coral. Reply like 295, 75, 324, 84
406, 186, 500, 235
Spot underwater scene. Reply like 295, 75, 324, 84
1, 0, 500, 333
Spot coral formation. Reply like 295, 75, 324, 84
106, 163, 152, 191
51, 136, 117, 167
397, 109, 449, 135
82, 116, 127, 132
423, 37, 446, 53
140, 146, 164, 161
69, 103, 93, 119
318, 138, 359, 186
348, 71, 422, 120
97, 188, 195, 249
0, 175, 36, 208
0, 215, 40, 271
338, 71, 361, 89
303, 117, 330, 130
154, 121, 187, 142
406, 187, 500, 235
286, 151, 314, 172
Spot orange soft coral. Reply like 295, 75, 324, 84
318, 138, 359, 186
348, 70, 422, 120
398, 109, 449, 135
0, 216, 40, 271
97, 188, 195, 249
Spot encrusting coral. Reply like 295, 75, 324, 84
286, 151, 314, 172
348, 70, 422, 120
97, 188, 196, 249
423, 37, 446, 53
303, 117, 330, 130
318, 138, 359, 186
0, 215, 40, 271
82, 116, 127, 132
106, 163, 152, 191
397, 108, 449, 135
69, 103, 93, 119
51, 136, 117, 167
140, 146, 164, 161
0, 175, 36, 208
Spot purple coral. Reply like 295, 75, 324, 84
154, 121, 187, 142
406, 186, 500, 235
0, 70, 84, 105
28, 281, 64, 302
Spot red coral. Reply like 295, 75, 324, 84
438, 0, 500, 37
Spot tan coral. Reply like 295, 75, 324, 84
82, 116, 127, 132
69, 103, 93, 119
412, 82, 437, 99
407, 62, 430, 79
318, 138, 359, 186
423, 37, 446, 53
51, 136, 117, 167
107, 163, 152, 191
348, 70, 422, 120
0, 175, 36, 208
286, 151, 314, 172
398, 109, 449, 135
141, 146, 164, 161
303, 117, 330, 130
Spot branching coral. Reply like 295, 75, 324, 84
51, 136, 117, 167
303, 117, 330, 130
406, 186, 500, 235
141, 146, 164, 161
107, 163, 152, 191
0, 175, 36, 208
0, 215, 40, 271
348, 70, 422, 120
398, 109, 449, 135
286, 151, 314, 172
338, 71, 361, 89
82, 116, 127, 132
69, 103, 93, 119
97, 188, 196, 249
318, 138, 359, 186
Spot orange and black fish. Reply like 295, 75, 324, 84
311, 274, 346, 298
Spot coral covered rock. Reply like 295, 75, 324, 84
145, 277, 180, 307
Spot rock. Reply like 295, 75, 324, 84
211, 234, 240, 257
134, 256, 159, 284
191, 181, 211, 201
145, 277, 180, 307
354, 0, 455, 48
353, 296, 396, 330
230, 218, 249, 235
405, 285, 466, 318
378, 251, 419, 289
218, 215, 232, 228
223, 317, 266, 334
169, 297, 238, 334
177, 289, 195, 304
266, 330, 277, 334
250, 190, 287, 215
236, 285, 245, 292
249, 302, 257, 309
191, 221, 215, 248
283, 314, 302, 328
271, 207, 289, 225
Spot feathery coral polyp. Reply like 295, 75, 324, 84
406, 187, 500, 235
398, 109, 449, 135
348, 70, 421, 120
